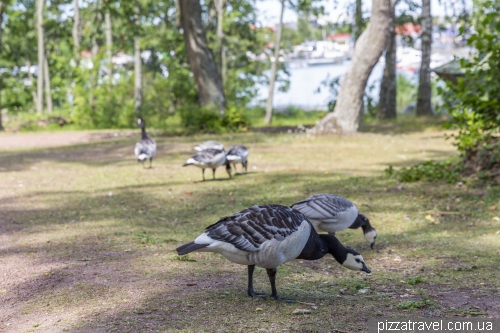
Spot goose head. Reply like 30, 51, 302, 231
322, 235, 371, 273
359, 214, 377, 249
342, 251, 371, 273
136, 117, 145, 127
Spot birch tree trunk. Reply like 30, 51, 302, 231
214, 0, 226, 86
416, 0, 433, 116
179, 0, 226, 113
377, 3, 397, 119
104, 11, 113, 84
36, 0, 45, 114
43, 51, 53, 113
27, 58, 38, 109
315, 0, 396, 134
72, 0, 81, 61
354, 0, 363, 41
0, 2, 4, 130
264, 0, 285, 125
134, 36, 142, 115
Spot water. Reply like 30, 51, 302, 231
256, 60, 385, 110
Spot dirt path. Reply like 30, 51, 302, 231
0, 131, 135, 150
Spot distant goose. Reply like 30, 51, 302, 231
226, 145, 249, 173
291, 194, 377, 249
134, 117, 156, 168
194, 140, 224, 152
176, 204, 370, 302
183, 148, 231, 181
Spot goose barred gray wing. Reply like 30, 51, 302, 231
194, 140, 224, 151
226, 145, 249, 159
134, 136, 156, 161
185, 148, 224, 165
205, 204, 305, 252
292, 194, 356, 223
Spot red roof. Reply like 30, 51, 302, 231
396, 23, 422, 35
327, 33, 351, 41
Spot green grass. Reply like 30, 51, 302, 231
0, 128, 499, 332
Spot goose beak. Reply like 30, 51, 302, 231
370, 242, 375, 250
361, 263, 371, 274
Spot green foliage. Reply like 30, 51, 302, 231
394, 297, 437, 310
180, 105, 250, 134
439, 0, 500, 155
173, 254, 196, 262
407, 276, 426, 285
386, 160, 463, 183
397, 75, 417, 112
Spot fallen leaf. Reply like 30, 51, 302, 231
45, 272, 50, 276
425, 215, 435, 222
255, 307, 263, 312
0, 289, 6, 293
490, 205, 497, 211
185, 190, 193, 195
493, 217, 500, 221
292, 309, 311, 315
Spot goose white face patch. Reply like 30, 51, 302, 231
343, 253, 366, 271
364, 230, 377, 245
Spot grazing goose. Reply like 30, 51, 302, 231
134, 117, 156, 168
194, 140, 224, 152
183, 148, 231, 181
176, 204, 370, 302
291, 194, 377, 249
226, 145, 249, 174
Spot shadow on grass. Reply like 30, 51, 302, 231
2, 167, 499, 332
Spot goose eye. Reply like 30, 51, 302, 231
355, 259, 360, 263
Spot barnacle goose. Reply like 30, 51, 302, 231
194, 140, 224, 152
183, 148, 231, 181
176, 204, 370, 302
134, 117, 156, 168
225, 145, 249, 174
292, 194, 377, 249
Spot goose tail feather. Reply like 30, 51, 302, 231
176, 242, 209, 255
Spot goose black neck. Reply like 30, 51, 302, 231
320, 234, 350, 265
140, 124, 148, 139
296, 228, 328, 261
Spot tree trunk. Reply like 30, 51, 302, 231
0, 2, 4, 130
72, 0, 81, 61
134, 36, 142, 115
416, 0, 433, 116
354, 0, 363, 41
214, 0, 226, 86
377, 3, 397, 119
43, 50, 53, 113
179, 0, 226, 113
105, 11, 113, 84
27, 58, 38, 109
36, 0, 45, 114
315, 0, 396, 134
264, 0, 285, 125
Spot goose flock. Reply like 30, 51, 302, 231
134, 117, 376, 302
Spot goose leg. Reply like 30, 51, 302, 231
212, 168, 216, 180
149, 157, 153, 169
247, 265, 267, 298
202, 168, 205, 181
266, 268, 294, 302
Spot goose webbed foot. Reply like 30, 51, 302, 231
247, 289, 267, 298
271, 294, 295, 303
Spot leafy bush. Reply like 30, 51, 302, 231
439, 0, 500, 155
179, 105, 250, 134
386, 160, 463, 183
